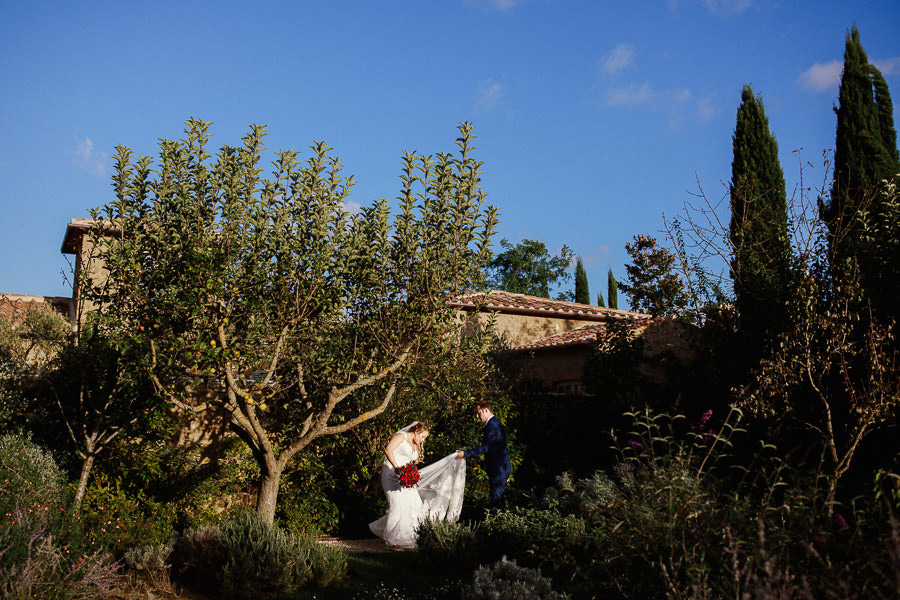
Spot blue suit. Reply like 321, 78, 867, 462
464, 416, 511, 510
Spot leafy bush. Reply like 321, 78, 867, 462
463, 556, 565, 600
416, 516, 482, 569
76, 470, 177, 555
169, 512, 346, 598
218, 510, 347, 598
0, 432, 68, 515
0, 505, 122, 599
123, 539, 175, 595
171, 525, 223, 591
423, 408, 900, 599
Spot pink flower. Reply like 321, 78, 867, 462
628, 440, 646, 452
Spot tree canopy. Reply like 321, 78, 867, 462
486, 238, 573, 299
86, 119, 498, 523
729, 85, 790, 340
574, 257, 590, 304
620, 235, 687, 316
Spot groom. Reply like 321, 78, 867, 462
456, 401, 511, 510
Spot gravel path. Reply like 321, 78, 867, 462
317, 537, 394, 553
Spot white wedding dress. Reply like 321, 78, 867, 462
368, 436, 466, 549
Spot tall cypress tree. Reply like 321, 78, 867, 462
574, 257, 590, 304
729, 85, 790, 339
608, 268, 618, 310
826, 25, 900, 320
596, 292, 605, 308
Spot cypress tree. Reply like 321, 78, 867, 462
826, 25, 900, 320
597, 292, 605, 308
608, 268, 618, 310
574, 257, 590, 304
729, 85, 790, 339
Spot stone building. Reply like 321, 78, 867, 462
449, 290, 687, 394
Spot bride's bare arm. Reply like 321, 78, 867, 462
384, 432, 407, 469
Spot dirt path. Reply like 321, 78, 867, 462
317, 536, 392, 553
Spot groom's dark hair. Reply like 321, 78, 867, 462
476, 400, 493, 411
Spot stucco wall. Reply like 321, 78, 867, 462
461, 310, 602, 348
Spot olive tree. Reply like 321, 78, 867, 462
86, 119, 498, 523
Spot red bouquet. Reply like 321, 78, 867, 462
396, 464, 420, 488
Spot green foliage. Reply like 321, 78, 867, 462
855, 172, 900, 321
46, 318, 164, 511
729, 84, 790, 340
0, 305, 69, 369
462, 556, 565, 600
573, 257, 589, 304
596, 291, 605, 307
169, 513, 348, 597
487, 238, 573, 299
416, 516, 482, 569
582, 319, 646, 412
825, 25, 900, 323
89, 119, 498, 523
171, 525, 223, 591
275, 451, 342, 535
176, 511, 347, 599
827, 26, 900, 231
123, 540, 175, 595
620, 234, 687, 315
0, 309, 68, 434
606, 267, 618, 309
743, 246, 899, 507
76, 470, 177, 555
0, 507, 123, 600
421, 408, 900, 599
0, 433, 68, 515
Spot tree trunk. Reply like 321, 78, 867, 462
256, 465, 283, 525
73, 453, 96, 512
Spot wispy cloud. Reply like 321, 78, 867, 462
604, 82, 652, 107
476, 80, 503, 111
798, 60, 842, 92
582, 245, 612, 267
702, 0, 752, 15
601, 43, 636, 76
73, 135, 108, 176
668, 0, 752, 16
696, 96, 716, 122
343, 200, 362, 215
799, 56, 900, 92
601, 83, 716, 128
465, 0, 521, 11
874, 57, 900, 76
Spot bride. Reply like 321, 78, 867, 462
369, 422, 466, 549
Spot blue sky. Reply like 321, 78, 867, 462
2, 1, 898, 307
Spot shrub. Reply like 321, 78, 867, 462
0, 505, 122, 599
123, 539, 175, 595
462, 556, 565, 600
170, 512, 346, 598
0, 432, 67, 515
422, 408, 900, 599
416, 516, 481, 569
76, 470, 177, 555
171, 525, 223, 591
218, 511, 347, 598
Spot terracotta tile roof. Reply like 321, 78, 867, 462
0, 294, 74, 325
512, 323, 609, 351
449, 290, 650, 321
511, 317, 662, 352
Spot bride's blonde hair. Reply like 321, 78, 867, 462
407, 422, 430, 464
